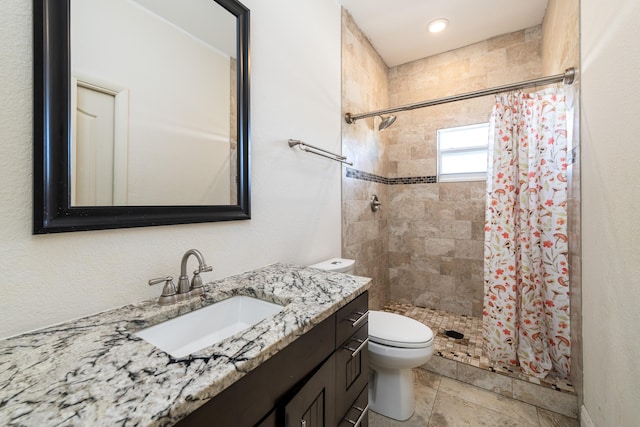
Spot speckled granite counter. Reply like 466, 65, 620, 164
0, 263, 370, 426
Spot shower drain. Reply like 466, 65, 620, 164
444, 330, 464, 340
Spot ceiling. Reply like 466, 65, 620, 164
340, 0, 549, 67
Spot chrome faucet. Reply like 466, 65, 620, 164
148, 249, 213, 305
177, 249, 213, 296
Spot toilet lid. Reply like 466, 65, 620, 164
309, 258, 355, 273
368, 311, 434, 349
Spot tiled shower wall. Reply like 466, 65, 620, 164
341, 10, 390, 310
385, 27, 543, 316
342, 7, 579, 326
342, 19, 545, 315
541, 0, 582, 409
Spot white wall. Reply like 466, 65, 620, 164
581, 0, 640, 425
72, 0, 232, 205
0, 0, 342, 339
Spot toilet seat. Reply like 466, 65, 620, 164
369, 311, 434, 349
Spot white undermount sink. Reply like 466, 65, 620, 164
134, 295, 285, 358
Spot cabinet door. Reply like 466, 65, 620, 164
285, 354, 336, 427
255, 410, 277, 427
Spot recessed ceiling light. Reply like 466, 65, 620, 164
427, 18, 449, 33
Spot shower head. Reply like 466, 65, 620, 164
378, 115, 397, 131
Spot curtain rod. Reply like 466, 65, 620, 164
345, 67, 576, 124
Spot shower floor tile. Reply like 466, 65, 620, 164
380, 302, 575, 394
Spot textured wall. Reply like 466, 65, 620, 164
385, 27, 543, 316
341, 10, 390, 310
581, 0, 640, 425
0, 0, 342, 339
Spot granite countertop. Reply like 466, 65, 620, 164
0, 263, 371, 426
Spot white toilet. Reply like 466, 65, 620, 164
309, 258, 435, 421
367, 310, 434, 420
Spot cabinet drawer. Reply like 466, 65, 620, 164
335, 292, 369, 347
338, 385, 369, 427
335, 324, 368, 423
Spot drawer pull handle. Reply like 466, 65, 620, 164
343, 337, 369, 358
345, 403, 369, 426
346, 310, 368, 328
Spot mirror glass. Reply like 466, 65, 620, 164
33, 0, 250, 233
70, 0, 237, 206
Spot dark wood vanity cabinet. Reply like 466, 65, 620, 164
334, 293, 369, 427
176, 291, 368, 427
282, 292, 369, 427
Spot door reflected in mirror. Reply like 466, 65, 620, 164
70, 0, 238, 206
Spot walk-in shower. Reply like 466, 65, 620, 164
343, 67, 577, 381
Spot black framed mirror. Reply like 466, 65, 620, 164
33, 0, 250, 234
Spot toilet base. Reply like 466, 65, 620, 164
368, 366, 415, 421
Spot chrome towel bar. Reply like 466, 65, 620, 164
288, 139, 353, 166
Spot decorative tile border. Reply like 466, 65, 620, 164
345, 168, 389, 184
345, 167, 436, 185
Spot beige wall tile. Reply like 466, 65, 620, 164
424, 238, 456, 257
429, 294, 476, 316
341, 9, 390, 310
454, 201, 485, 222
455, 239, 484, 260
438, 220, 472, 240
409, 254, 441, 275
390, 184, 440, 202
388, 251, 410, 268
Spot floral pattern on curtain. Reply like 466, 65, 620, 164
483, 88, 570, 379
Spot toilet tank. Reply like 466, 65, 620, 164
309, 258, 355, 274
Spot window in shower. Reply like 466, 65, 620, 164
437, 122, 489, 182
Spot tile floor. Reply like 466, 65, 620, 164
367, 302, 579, 425
368, 369, 579, 426
381, 302, 575, 394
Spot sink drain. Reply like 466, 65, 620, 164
444, 330, 464, 340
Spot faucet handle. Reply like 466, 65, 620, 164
189, 267, 211, 296
190, 271, 204, 295
148, 276, 178, 305
189, 263, 213, 295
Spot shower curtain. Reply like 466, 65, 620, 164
483, 88, 570, 379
